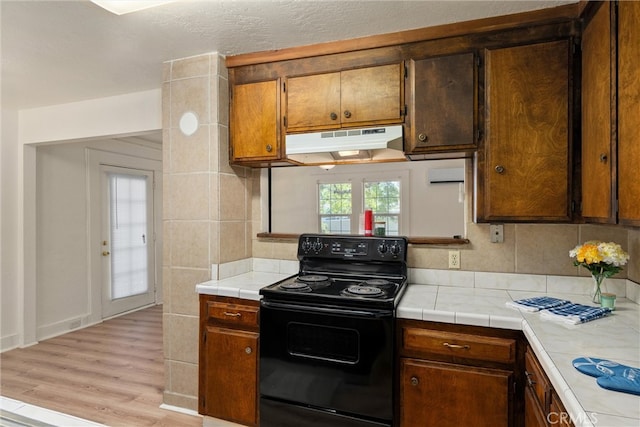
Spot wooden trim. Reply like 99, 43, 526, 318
226, 3, 581, 68
256, 232, 470, 245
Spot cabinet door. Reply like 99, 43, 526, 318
549, 391, 575, 427
524, 386, 548, 427
581, 2, 615, 222
618, 1, 640, 225
286, 72, 341, 131
478, 40, 571, 222
340, 63, 404, 126
400, 358, 512, 427
286, 64, 403, 132
202, 326, 259, 426
230, 79, 281, 162
406, 53, 477, 155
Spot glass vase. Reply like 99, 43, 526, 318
591, 274, 605, 304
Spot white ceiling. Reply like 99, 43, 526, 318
1, 0, 576, 111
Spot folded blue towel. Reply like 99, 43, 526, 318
540, 303, 611, 324
506, 296, 571, 312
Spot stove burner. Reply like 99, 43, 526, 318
279, 281, 312, 292
279, 275, 332, 292
362, 279, 394, 288
345, 285, 384, 296
298, 275, 329, 283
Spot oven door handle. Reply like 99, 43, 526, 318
260, 300, 392, 318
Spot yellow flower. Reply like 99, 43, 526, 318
576, 243, 601, 264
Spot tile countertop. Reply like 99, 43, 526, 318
400, 285, 640, 427
196, 270, 639, 427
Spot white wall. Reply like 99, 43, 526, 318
1, 89, 162, 351
1, 109, 20, 350
35, 140, 162, 340
269, 159, 465, 237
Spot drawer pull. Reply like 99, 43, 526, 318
443, 342, 470, 350
224, 312, 242, 317
245, 346, 252, 354
410, 376, 419, 386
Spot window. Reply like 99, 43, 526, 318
317, 178, 402, 235
318, 183, 352, 234
364, 180, 400, 235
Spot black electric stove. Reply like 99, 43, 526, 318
259, 234, 409, 427
259, 233, 408, 310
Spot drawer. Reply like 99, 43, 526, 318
206, 301, 259, 328
402, 327, 516, 364
525, 348, 550, 410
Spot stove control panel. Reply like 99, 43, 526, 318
298, 234, 407, 261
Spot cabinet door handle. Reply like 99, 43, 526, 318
410, 376, 419, 386
265, 144, 273, 152
330, 112, 338, 121
494, 165, 505, 174
224, 312, 242, 317
443, 342, 470, 350
525, 370, 536, 387
599, 153, 608, 163
245, 346, 252, 354
343, 110, 352, 119
418, 133, 428, 143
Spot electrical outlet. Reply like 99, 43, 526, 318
490, 224, 504, 243
448, 250, 460, 269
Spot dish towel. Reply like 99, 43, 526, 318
506, 296, 571, 312
539, 303, 611, 324
572, 356, 640, 396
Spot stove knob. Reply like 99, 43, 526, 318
378, 243, 388, 254
313, 240, 323, 252
301, 240, 312, 253
390, 243, 401, 255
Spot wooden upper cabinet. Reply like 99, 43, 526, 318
406, 53, 478, 156
581, 2, 615, 222
230, 79, 281, 163
476, 40, 572, 222
284, 63, 404, 132
618, 0, 640, 225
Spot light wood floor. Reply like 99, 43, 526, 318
0, 305, 202, 427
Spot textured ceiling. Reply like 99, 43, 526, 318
1, 0, 576, 111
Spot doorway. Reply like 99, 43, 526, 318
101, 166, 156, 318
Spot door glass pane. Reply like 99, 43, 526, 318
109, 173, 148, 299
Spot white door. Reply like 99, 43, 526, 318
101, 165, 156, 318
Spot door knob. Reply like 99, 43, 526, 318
102, 251, 110, 256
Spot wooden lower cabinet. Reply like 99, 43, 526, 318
524, 346, 574, 427
397, 319, 524, 427
400, 358, 512, 427
199, 295, 260, 426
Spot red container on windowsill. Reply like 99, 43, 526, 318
364, 209, 373, 236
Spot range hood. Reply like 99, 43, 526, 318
286, 125, 406, 165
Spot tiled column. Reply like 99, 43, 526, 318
161, 53, 251, 410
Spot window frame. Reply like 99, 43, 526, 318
317, 170, 409, 235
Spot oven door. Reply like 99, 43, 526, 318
259, 300, 394, 427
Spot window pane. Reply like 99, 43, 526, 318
319, 183, 352, 234
364, 181, 400, 235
